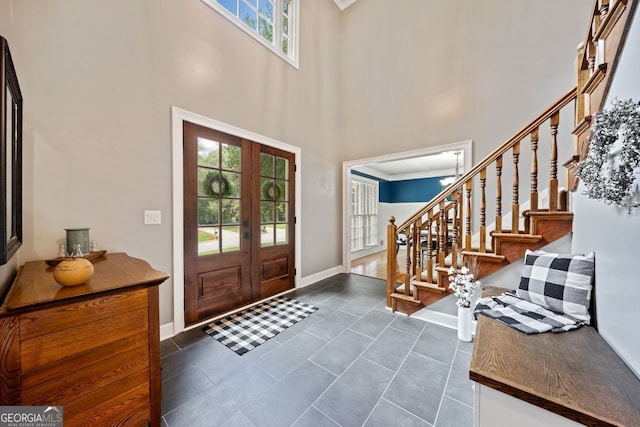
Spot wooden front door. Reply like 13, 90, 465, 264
183, 121, 295, 325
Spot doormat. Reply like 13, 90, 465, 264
203, 296, 318, 355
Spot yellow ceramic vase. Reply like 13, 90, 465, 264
53, 257, 95, 286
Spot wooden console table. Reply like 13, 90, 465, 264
0, 253, 169, 426
470, 315, 640, 426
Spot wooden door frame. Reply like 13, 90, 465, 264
171, 107, 302, 335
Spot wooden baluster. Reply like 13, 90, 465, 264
530, 127, 539, 211
600, 0, 610, 21
587, 41, 596, 74
456, 190, 463, 247
465, 180, 472, 251
512, 141, 520, 233
386, 216, 397, 308
576, 42, 588, 119
451, 191, 459, 267
439, 200, 446, 267
480, 168, 487, 253
426, 213, 434, 283
550, 112, 559, 211
495, 155, 503, 234
404, 225, 411, 295
434, 214, 441, 267
414, 218, 423, 281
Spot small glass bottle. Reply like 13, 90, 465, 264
71, 244, 84, 258
57, 244, 68, 259
90, 240, 99, 253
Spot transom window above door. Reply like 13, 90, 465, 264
202, 0, 298, 68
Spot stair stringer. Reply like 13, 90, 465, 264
475, 213, 573, 280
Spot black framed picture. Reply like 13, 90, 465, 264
0, 35, 23, 265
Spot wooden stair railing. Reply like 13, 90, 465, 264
386, 201, 457, 310
567, 0, 636, 189
387, 88, 577, 312
385, 0, 635, 314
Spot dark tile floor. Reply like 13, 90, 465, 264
160, 274, 475, 427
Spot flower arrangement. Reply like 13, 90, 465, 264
575, 98, 640, 212
448, 256, 481, 308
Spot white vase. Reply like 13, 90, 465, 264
457, 306, 473, 342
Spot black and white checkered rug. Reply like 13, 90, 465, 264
203, 296, 318, 355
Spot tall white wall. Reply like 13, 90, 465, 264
571, 5, 640, 377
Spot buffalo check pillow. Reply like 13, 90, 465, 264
517, 250, 595, 323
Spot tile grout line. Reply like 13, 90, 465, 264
303, 305, 401, 425
360, 321, 428, 426
432, 338, 463, 426
377, 397, 435, 427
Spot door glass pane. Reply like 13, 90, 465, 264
275, 202, 287, 222
221, 144, 241, 171
260, 153, 274, 177
261, 201, 274, 222
275, 179, 287, 201
261, 225, 274, 247
275, 157, 287, 179
222, 226, 240, 252
260, 151, 290, 247
198, 140, 241, 256
275, 226, 287, 245
198, 138, 219, 168
198, 226, 220, 255
221, 199, 240, 224
198, 199, 219, 225
224, 171, 241, 197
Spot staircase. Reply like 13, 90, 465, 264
386, 0, 637, 316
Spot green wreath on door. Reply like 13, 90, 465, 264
203, 171, 231, 197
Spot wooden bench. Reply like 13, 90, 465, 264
470, 302, 640, 426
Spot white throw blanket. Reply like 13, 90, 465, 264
474, 293, 585, 334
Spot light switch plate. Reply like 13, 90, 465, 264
144, 210, 161, 225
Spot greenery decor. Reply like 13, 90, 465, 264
575, 98, 640, 211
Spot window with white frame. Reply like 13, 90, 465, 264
202, 0, 298, 67
350, 178, 378, 253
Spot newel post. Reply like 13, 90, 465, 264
386, 216, 397, 308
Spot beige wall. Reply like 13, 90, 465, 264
338, 0, 590, 163
0, 0, 590, 330
2, 0, 342, 325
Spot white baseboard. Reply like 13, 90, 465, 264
299, 265, 343, 287
160, 322, 175, 341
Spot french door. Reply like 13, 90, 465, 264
183, 121, 296, 325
